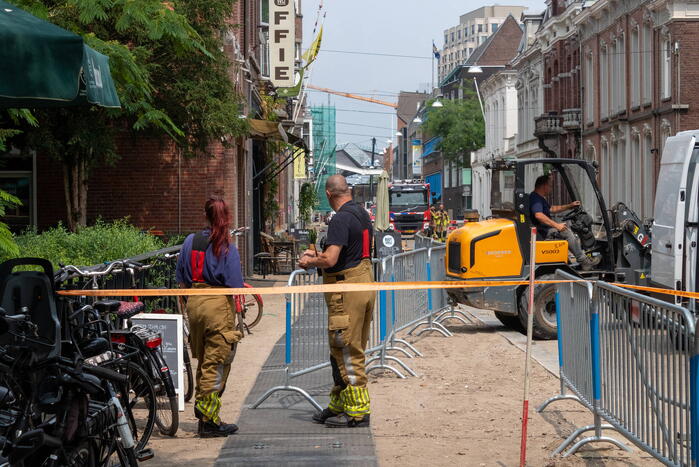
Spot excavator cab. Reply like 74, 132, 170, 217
445, 158, 615, 340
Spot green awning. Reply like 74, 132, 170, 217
0, 0, 120, 108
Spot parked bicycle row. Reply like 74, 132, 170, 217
0, 241, 266, 465
0, 258, 149, 466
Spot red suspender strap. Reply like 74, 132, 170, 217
362, 228, 370, 259
190, 232, 209, 283
190, 251, 206, 283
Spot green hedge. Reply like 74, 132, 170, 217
1, 219, 167, 268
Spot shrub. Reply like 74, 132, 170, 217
1, 219, 166, 268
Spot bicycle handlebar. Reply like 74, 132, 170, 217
82, 363, 128, 385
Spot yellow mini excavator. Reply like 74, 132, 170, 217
445, 158, 652, 339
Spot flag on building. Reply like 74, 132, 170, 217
303, 26, 323, 67
432, 42, 440, 60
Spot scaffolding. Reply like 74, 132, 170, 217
311, 106, 336, 212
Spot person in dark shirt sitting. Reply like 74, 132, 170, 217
530, 174, 600, 271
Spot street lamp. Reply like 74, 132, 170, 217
413, 116, 423, 124
431, 99, 443, 108
467, 66, 485, 119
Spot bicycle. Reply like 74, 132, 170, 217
0, 306, 143, 466
59, 297, 158, 454
56, 264, 177, 438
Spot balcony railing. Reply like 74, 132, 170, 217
534, 114, 564, 138
562, 108, 581, 130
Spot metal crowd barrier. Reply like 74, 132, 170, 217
253, 246, 456, 410
251, 258, 391, 410
538, 270, 627, 457
414, 233, 442, 250
596, 281, 695, 466
540, 270, 697, 466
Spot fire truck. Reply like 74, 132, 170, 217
388, 180, 431, 237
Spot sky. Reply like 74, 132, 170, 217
302, 0, 546, 152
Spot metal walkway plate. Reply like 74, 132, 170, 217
215, 341, 378, 466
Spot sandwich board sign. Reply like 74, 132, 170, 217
132, 313, 185, 411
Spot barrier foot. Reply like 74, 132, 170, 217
536, 394, 582, 413
552, 424, 629, 457
562, 434, 630, 458
366, 363, 405, 379
415, 321, 453, 338
383, 355, 418, 377
250, 385, 323, 412
384, 345, 414, 358
436, 314, 470, 326
392, 338, 424, 357
435, 307, 473, 325
435, 310, 473, 325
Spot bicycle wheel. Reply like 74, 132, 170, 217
183, 344, 194, 403
106, 438, 139, 467
241, 284, 263, 329
147, 350, 179, 436
116, 361, 156, 453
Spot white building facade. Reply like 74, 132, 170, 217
512, 12, 546, 161
472, 70, 519, 218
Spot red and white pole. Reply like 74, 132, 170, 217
519, 227, 537, 467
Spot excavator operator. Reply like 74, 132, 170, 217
529, 174, 600, 271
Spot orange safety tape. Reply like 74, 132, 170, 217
56, 279, 585, 297
54, 278, 699, 300
609, 282, 699, 300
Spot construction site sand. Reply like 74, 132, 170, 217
146, 288, 659, 466
371, 319, 659, 466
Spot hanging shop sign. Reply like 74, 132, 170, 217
270, 0, 296, 88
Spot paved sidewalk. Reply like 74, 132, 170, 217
215, 339, 378, 467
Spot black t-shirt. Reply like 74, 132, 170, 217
324, 200, 373, 273
529, 191, 552, 236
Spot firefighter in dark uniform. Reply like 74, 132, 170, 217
299, 174, 374, 427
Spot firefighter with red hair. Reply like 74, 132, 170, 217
176, 195, 244, 437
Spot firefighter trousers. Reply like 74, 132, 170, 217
323, 260, 374, 420
187, 284, 243, 423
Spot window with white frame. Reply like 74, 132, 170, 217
445, 163, 451, 188
259, 0, 270, 78
631, 27, 640, 106
661, 36, 671, 99
631, 132, 642, 214
642, 23, 652, 104
585, 52, 593, 123
600, 44, 608, 119
642, 132, 654, 218
601, 140, 610, 201
619, 34, 627, 111
612, 140, 621, 204
611, 39, 619, 113
615, 139, 632, 205
517, 91, 524, 142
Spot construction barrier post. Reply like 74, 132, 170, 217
520, 227, 537, 467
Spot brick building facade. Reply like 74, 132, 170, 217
577, 0, 699, 220
5, 0, 305, 274
533, 0, 583, 160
